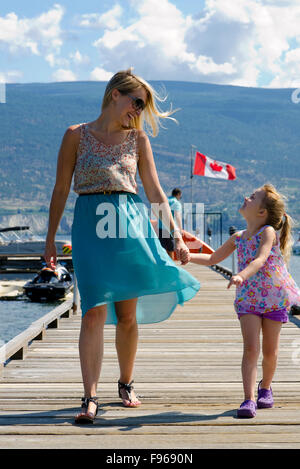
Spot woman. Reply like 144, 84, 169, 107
44, 69, 200, 424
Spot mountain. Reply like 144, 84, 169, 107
0, 80, 299, 233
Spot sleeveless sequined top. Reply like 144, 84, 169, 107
73, 123, 139, 194
234, 225, 300, 315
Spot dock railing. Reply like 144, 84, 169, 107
0, 253, 72, 273
0, 298, 75, 373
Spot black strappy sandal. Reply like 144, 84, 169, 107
118, 380, 141, 407
74, 396, 99, 424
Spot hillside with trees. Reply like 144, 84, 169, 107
0, 80, 299, 233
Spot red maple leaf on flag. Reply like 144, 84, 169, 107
210, 161, 223, 172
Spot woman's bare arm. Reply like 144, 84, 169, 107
137, 130, 189, 263
44, 125, 80, 266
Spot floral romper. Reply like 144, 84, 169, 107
234, 225, 300, 322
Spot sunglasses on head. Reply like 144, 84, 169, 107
120, 92, 146, 112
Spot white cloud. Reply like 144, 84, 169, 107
189, 0, 300, 86
46, 53, 69, 68
1, 0, 300, 87
87, 0, 300, 87
0, 5, 89, 83
90, 67, 113, 81
190, 56, 236, 76
268, 47, 300, 88
69, 50, 91, 66
94, 26, 140, 49
95, 0, 194, 63
0, 70, 23, 83
79, 4, 123, 30
91, 0, 240, 82
285, 48, 300, 63
0, 4, 64, 55
52, 69, 77, 82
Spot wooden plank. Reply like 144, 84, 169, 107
1, 406, 300, 424
0, 435, 297, 450
1, 423, 300, 437
0, 432, 299, 449
0, 263, 299, 449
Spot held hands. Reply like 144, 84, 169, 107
227, 274, 244, 289
174, 237, 190, 265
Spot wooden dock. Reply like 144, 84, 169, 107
0, 253, 72, 273
0, 263, 300, 449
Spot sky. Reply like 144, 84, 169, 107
0, 0, 300, 88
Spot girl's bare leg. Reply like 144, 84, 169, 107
239, 314, 262, 401
261, 318, 282, 389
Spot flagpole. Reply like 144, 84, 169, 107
190, 145, 196, 204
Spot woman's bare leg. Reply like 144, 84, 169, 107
115, 298, 140, 405
78, 304, 107, 415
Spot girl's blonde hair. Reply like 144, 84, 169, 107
261, 183, 294, 263
101, 68, 178, 136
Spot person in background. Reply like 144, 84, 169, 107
158, 188, 183, 259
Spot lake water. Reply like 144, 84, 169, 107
0, 293, 61, 345
0, 248, 300, 345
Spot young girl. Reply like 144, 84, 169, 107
190, 184, 300, 418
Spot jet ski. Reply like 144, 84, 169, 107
23, 264, 73, 302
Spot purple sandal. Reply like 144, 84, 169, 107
257, 381, 274, 408
237, 399, 257, 418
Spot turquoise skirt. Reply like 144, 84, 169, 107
71, 192, 200, 323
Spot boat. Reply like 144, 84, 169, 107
172, 229, 214, 260
23, 264, 73, 302
150, 220, 214, 257
0, 226, 71, 255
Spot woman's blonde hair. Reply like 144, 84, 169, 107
101, 68, 178, 136
261, 183, 294, 263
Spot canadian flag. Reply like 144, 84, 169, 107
193, 151, 236, 180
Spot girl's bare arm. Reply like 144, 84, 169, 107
228, 226, 275, 288
190, 233, 238, 266
236, 226, 275, 281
